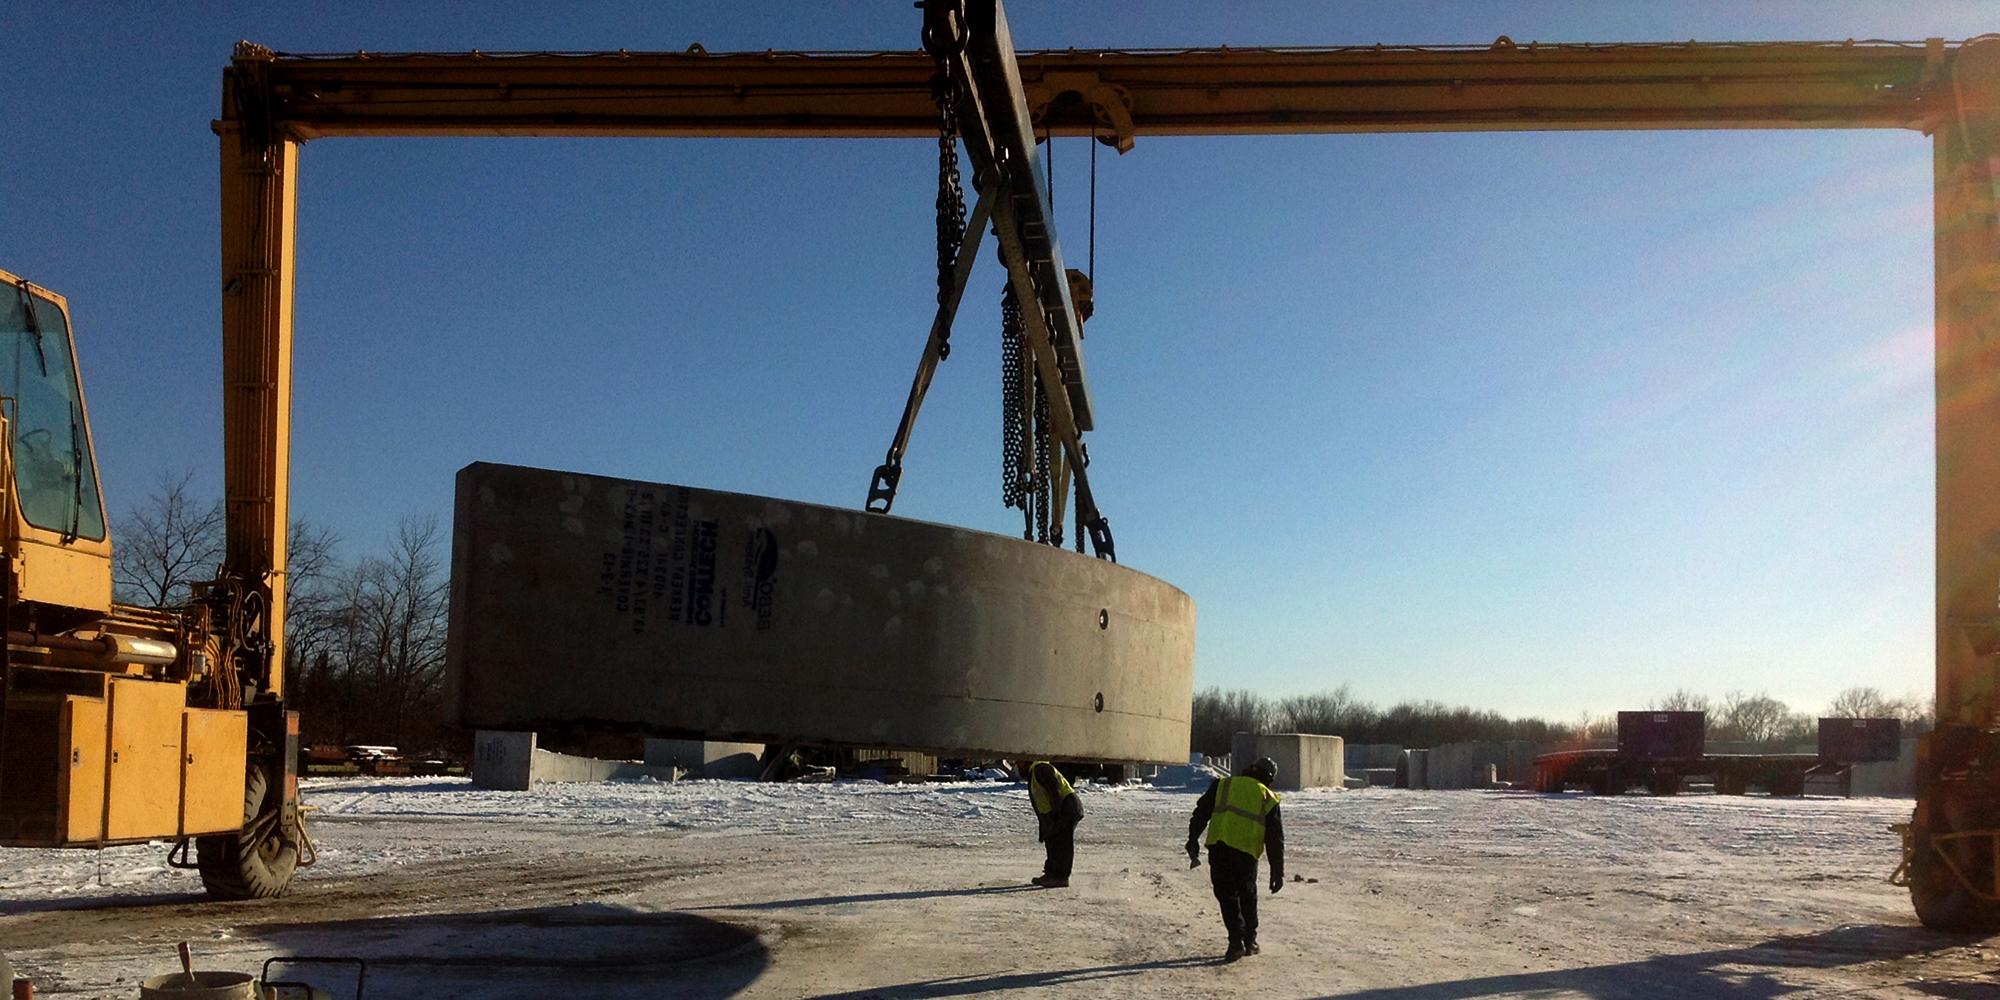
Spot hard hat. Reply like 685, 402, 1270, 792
1243, 756, 1278, 784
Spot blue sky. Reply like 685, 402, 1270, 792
9, 2, 1995, 719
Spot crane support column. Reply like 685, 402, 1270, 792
1936, 38, 2000, 731
1911, 36, 2000, 933
215, 47, 298, 700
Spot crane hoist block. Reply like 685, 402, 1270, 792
444, 462, 1195, 764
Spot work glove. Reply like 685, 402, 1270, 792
1186, 840, 1201, 868
1269, 873, 1283, 894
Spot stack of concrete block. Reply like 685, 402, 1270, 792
1230, 732, 1345, 790
473, 731, 681, 790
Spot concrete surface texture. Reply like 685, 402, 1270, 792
472, 731, 678, 790
445, 463, 1196, 763
644, 739, 765, 779
1230, 732, 1345, 790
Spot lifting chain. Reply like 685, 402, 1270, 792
1000, 285, 1028, 531
932, 72, 967, 361
1033, 370, 1053, 544
1000, 284, 1056, 545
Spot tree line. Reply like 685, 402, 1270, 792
1190, 682, 1934, 758
113, 471, 453, 752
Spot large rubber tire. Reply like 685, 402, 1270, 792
1768, 772, 1806, 798
1647, 773, 1683, 796
196, 765, 300, 900
1910, 791, 2000, 933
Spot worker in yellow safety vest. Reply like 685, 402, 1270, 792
1186, 756, 1285, 961
1018, 759, 1084, 887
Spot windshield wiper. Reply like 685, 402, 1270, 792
64, 401, 82, 543
15, 280, 48, 377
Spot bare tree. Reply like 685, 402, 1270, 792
1716, 690, 1793, 745
1190, 687, 1275, 757
112, 470, 223, 605
1652, 689, 1713, 715
325, 516, 450, 748
1275, 684, 1371, 736
1828, 686, 1893, 719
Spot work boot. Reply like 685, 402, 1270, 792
1224, 941, 1244, 962
1244, 940, 1261, 956
1034, 875, 1069, 888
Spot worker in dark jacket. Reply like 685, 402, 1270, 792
1187, 756, 1285, 961
1019, 759, 1083, 887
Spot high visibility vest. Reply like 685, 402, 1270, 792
1205, 776, 1280, 858
1028, 761, 1075, 815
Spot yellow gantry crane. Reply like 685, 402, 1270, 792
1, 1, 1995, 926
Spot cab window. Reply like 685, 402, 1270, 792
0, 284, 106, 541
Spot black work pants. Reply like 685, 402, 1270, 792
1043, 813, 1078, 877
1208, 843, 1259, 945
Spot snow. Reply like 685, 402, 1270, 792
0, 778, 1914, 907
9, 777, 1980, 999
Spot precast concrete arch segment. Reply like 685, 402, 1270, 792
444, 463, 1194, 763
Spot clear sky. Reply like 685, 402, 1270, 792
9, 2, 1995, 720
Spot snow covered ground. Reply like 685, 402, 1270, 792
4, 778, 1996, 998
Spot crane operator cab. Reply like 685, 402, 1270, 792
0, 268, 301, 900
0, 274, 112, 618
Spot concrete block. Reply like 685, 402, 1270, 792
473, 730, 537, 790
1400, 748, 1429, 790
1426, 741, 1545, 789
446, 463, 1195, 763
1344, 743, 1403, 771
1357, 767, 1397, 788
1230, 732, 1345, 791
645, 739, 766, 779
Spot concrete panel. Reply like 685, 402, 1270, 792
476, 730, 680, 788
645, 739, 766, 779
447, 463, 1195, 763
1849, 737, 1919, 797
530, 749, 677, 785
1230, 732, 1345, 791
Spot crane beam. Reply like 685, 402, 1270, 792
230, 38, 1955, 143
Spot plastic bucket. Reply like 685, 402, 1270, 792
137, 971, 257, 1000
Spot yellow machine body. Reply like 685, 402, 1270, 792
0, 269, 250, 851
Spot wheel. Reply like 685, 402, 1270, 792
1715, 771, 1747, 796
1768, 772, 1805, 797
1910, 789, 2000, 933
196, 764, 300, 900
1588, 771, 1623, 796
1647, 773, 1682, 796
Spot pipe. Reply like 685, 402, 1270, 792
7, 630, 179, 666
